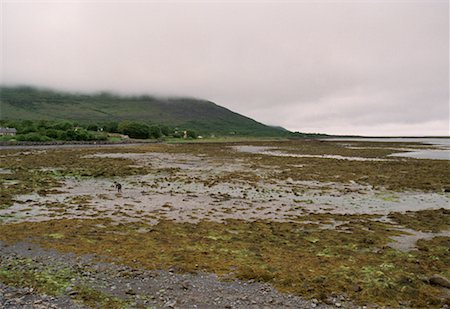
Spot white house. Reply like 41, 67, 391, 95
0, 128, 17, 136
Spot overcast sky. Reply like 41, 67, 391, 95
1, 0, 449, 136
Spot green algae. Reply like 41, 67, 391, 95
73, 285, 127, 309
0, 256, 128, 308
1, 140, 448, 210
0, 140, 449, 307
0, 257, 73, 296
389, 208, 450, 232
152, 141, 450, 192
0, 147, 154, 208
0, 215, 448, 308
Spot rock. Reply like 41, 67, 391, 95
66, 286, 78, 296
164, 300, 177, 308
352, 284, 362, 292
429, 274, 450, 288
68, 290, 79, 296
180, 280, 190, 290
335, 302, 342, 307
125, 288, 136, 295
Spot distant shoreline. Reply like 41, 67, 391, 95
321, 136, 449, 139
0, 139, 158, 150
1, 135, 449, 150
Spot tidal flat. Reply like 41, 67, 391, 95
0, 140, 449, 308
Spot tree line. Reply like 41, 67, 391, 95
0, 120, 198, 142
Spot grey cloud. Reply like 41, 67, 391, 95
1, 1, 448, 136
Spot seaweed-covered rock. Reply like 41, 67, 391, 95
429, 274, 450, 288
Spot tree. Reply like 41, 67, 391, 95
159, 125, 171, 136
61, 128, 94, 141
186, 130, 197, 139
44, 129, 61, 139
37, 120, 51, 129
52, 121, 73, 131
16, 133, 51, 142
18, 120, 37, 134
118, 121, 149, 139
102, 122, 119, 133
149, 125, 162, 139
87, 124, 99, 131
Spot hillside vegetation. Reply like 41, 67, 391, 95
0, 86, 291, 137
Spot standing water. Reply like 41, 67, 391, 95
325, 138, 450, 160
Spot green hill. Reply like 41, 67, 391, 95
0, 86, 290, 136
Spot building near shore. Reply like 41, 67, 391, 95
0, 128, 17, 136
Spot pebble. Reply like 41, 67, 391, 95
0, 240, 352, 309
125, 288, 136, 295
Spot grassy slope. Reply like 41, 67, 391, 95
0, 86, 289, 136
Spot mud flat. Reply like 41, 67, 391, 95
0, 140, 449, 308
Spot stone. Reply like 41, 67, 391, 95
352, 284, 362, 292
125, 288, 136, 295
429, 274, 450, 288
69, 290, 79, 296
164, 300, 177, 308
180, 280, 190, 290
